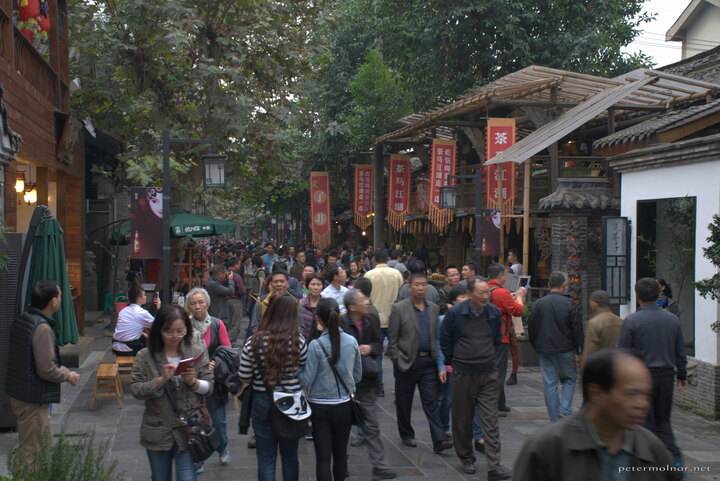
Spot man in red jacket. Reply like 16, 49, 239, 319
487, 263, 526, 414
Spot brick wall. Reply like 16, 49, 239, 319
674, 356, 720, 420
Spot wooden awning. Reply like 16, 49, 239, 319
372, 66, 720, 146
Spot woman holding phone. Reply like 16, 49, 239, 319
131, 305, 213, 481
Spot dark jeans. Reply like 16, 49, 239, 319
251, 391, 300, 481
439, 372, 452, 433
393, 356, 446, 444
377, 327, 388, 389
146, 445, 195, 481
645, 371, 682, 460
310, 401, 352, 481
496, 343, 509, 409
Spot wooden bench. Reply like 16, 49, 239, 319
89, 363, 123, 410
115, 356, 135, 383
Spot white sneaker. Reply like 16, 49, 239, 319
220, 450, 231, 465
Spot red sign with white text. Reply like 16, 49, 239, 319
353, 165, 373, 230
484, 118, 517, 214
387, 155, 410, 230
428, 139, 456, 229
310, 171, 331, 248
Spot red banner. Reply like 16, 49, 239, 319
353, 165, 373, 230
484, 118, 517, 215
428, 139, 456, 230
310, 171, 331, 249
387, 155, 410, 230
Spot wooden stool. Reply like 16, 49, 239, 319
115, 356, 135, 383
90, 363, 123, 410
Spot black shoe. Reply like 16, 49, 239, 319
372, 468, 398, 479
433, 439, 453, 453
506, 373, 517, 385
462, 461, 476, 474
401, 438, 417, 447
377, 389, 385, 397
487, 466, 513, 481
499, 405, 511, 412
474, 439, 485, 453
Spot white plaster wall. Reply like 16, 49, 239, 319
683, 4, 720, 59
619, 160, 720, 364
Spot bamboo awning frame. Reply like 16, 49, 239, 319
372, 65, 720, 146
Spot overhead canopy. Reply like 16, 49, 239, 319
170, 210, 235, 238
373, 65, 720, 146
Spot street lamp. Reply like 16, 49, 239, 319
202, 153, 227, 188
161, 130, 221, 304
441, 170, 484, 270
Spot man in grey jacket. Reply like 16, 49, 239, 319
387, 272, 452, 453
616, 277, 688, 465
514, 349, 681, 481
206, 264, 234, 324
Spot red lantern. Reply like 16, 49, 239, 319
20, 28, 34, 42
18, 0, 39, 21
37, 14, 50, 32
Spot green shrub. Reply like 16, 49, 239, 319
8, 429, 123, 481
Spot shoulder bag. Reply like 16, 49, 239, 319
256, 353, 311, 440
154, 361, 221, 463
318, 343, 366, 426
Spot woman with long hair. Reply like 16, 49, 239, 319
301, 275, 324, 341
299, 298, 361, 481
238, 295, 307, 481
131, 305, 213, 481
655, 277, 680, 316
346, 260, 362, 288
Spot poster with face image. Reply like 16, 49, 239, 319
130, 187, 163, 259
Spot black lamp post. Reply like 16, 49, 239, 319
161, 130, 224, 305
439, 170, 483, 270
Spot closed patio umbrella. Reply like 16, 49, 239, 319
25, 215, 78, 345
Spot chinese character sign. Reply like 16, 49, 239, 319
354, 165, 373, 230
484, 118, 517, 215
310, 172, 332, 249
387, 155, 410, 231
428, 139, 457, 230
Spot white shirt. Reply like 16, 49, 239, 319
510, 263, 523, 275
321, 284, 349, 313
112, 304, 155, 352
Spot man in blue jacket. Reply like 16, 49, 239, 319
440, 277, 511, 480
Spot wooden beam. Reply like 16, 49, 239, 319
488, 99, 669, 111
608, 108, 616, 135
433, 120, 486, 127
373, 144, 385, 248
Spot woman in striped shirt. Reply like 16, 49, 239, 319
238, 294, 307, 481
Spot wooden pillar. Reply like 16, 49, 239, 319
36, 167, 48, 206
522, 159, 531, 275
1, 0, 13, 63
4, 161, 17, 229
608, 108, 616, 135
549, 142, 559, 193
373, 143, 385, 249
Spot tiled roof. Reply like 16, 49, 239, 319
661, 45, 720, 84
594, 98, 720, 148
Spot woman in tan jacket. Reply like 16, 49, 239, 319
131, 305, 214, 481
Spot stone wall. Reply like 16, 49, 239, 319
551, 214, 589, 322
674, 357, 720, 420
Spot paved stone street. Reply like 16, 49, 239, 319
2, 318, 720, 481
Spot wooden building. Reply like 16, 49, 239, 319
1, 0, 86, 331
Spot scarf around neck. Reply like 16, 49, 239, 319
191, 313, 212, 345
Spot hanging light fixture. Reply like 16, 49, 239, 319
15, 171, 25, 193
24, 183, 37, 204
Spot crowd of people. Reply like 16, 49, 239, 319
6, 237, 690, 481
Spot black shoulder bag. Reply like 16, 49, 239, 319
154, 361, 221, 463
318, 343, 366, 426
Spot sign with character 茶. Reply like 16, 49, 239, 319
484, 118, 517, 215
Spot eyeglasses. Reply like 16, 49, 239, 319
162, 329, 187, 338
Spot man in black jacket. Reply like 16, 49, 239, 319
617, 277, 688, 465
527, 272, 583, 422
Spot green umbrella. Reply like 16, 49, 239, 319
170, 211, 235, 238
109, 225, 131, 245
25, 217, 79, 345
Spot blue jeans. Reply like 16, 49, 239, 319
252, 391, 300, 481
472, 409, 484, 441
146, 445, 196, 481
439, 372, 452, 432
377, 328, 388, 389
207, 394, 228, 454
539, 351, 578, 422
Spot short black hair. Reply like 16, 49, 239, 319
325, 263, 341, 284
444, 265, 459, 275
406, 259, 426, 274
148, 305, 193, 353
589, 290, 610, 308
448, 284, 469, 303
508, 248, 520, 259
408, 272, 428, 284
636, 277, 660, 303
251, 256, 263, 268
227, 257, 240, 268
374, 248, 389, 262
391, 249, 403, 259
462, 261, 476, 272
548, 271, 567, 289
582, 348, 644, 403
487, 263, 506, 280
212, 263, 226, 275
128, 285, 145, 304
354, 277, 372, 298
30, 280, 60, 310
467, 276, 489, 293
271, 262, 289, 275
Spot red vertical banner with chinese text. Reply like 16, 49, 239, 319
428, 139, 457, 230
484, 118, 517, 215
387, 155, 410, 231
353, 165, 373, 230
310, 172, 331, 249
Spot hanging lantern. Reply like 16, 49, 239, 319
15, 172, 26, 193
18, 0, 39, 21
